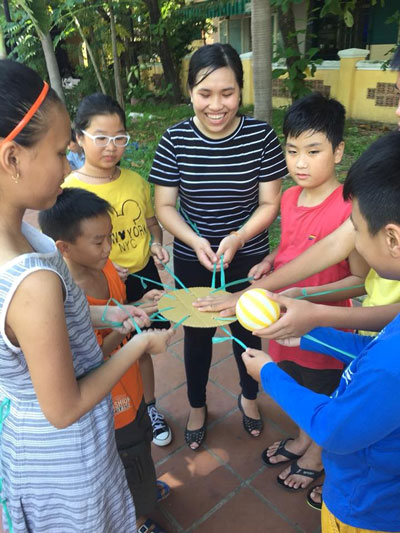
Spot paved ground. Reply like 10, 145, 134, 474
1, 212, 322, 532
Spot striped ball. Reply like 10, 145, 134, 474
236, 288, 280, 331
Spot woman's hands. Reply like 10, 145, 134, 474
193, 237, 218, 271
135, 328, 175, 354
248, 257, 274, 281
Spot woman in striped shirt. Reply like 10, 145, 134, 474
149, 44, 287, 450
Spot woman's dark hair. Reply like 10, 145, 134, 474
74, 93, 126, 134
0, 59, 62, 147
188, 43, 243, 91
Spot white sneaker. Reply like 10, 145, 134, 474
147, 403, 172, 446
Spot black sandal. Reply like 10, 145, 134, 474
261, 437, 302, 467
184, 406, 207, 451
306, 484, 323, 511
277, 460, 324, 491
238, 394, 263, 437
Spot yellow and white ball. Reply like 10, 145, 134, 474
236, 288, 280, 331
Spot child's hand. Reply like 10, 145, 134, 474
251, 290, 318, 339
138, 328, 175, 354
248, 258, 273, 280
103, 304, 151, 334
112, 262, 129, 282
216, 233, 243, 268
150, 243, 170, 269
242, 348, 274, 382
142, 289, 164, 302
193, 291, 239, 317
193, 237, 217, 271
280, 287, 303, 299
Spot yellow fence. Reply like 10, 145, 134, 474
147, 48, 398, 124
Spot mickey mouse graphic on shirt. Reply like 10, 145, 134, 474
110, 199, 149, 253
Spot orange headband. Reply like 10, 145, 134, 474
0, 81, 49, 147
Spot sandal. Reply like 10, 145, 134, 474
138, 518, 165, 533
261, 437, 302, 467
238, 394, 263, 437
307, 484, 323, 511
277, 460, 324, 491
184, 405, 207, 451
156, 480, 170, 503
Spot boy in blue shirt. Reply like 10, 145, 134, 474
243, 131, 400, 532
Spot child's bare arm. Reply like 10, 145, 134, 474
282, 249, 369, 303
252, 290, 400, 339
146, 215, 169, 267
194, 218, 356, 314
101, 330, 127, 357
253, 217, 355, 292
7, 270, 174, 429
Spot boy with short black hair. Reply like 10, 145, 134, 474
244, 130, 400, 532
39, 187, 170, 533
247, 92, 368, 492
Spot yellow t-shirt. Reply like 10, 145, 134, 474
359, 268, 400, 336
63, 168, 154, 273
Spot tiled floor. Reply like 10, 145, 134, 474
3, 212, 322, 533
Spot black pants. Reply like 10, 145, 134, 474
116, 399, 157, 517
174, 253, 263, 407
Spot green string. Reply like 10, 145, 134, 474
220, 255, 225, 288
130, 273, 175, 291
160, 261, 190, 293
173, 314, 190, 329
0, 398, 12, 533
101, 298, 142, 334
211, 261, 217, 290
210, 276, 254, 293
303, 334, 356, 360
295, 284, 365, 300
180, 207, 201, 236
212, 326, 248, 351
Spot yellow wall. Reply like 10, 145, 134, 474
148, 49, 398, 124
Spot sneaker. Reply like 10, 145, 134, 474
147, 403, 172, 447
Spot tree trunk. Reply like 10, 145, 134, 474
251, 0, 272, 123
108, 0, 124, 108
73, 15, 106, 94
39, 31, 65, 104
145, 0, 181, 104
278, 4, 304, 102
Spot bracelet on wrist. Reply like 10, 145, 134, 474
150, 242, 162, 247
229, 231, 244, 249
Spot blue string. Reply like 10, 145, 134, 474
295, 284, 365, 300
220, 255, 225, 288
0, 398, 12, 532
210, 276, 254, 293
130, 273, 175, 291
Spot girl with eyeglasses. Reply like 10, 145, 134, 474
0, 60, 174, 532
63, 94, 173, 449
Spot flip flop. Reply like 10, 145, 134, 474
277, 460, 324, 491
156, 480, 170, 503
307, 484, 323, 511
261, 437, 302, 467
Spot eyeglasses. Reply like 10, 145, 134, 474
81, 130, 131, 147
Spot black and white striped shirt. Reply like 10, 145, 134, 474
149, 116, 287, 260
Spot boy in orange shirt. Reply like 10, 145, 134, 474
39, 187, 171, 533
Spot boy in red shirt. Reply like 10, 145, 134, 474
248, 93, 368, 493
39, 187, 171, 533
